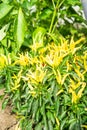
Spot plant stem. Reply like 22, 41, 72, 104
49, 0, 65, 34
49, 1, 58, 34
52, 0, 55, 8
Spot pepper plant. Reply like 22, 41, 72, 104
0, 0, 87, 130
0, 36, 87, 130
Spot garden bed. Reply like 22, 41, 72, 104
0, 0, 87, 130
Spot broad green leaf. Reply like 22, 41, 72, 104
0, 3, 13, 19
15, 7, 26, 49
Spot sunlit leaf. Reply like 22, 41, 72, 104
0, 24, 10, 41
0, 3, 13, 19
15, 7, 27, 49
33, 27, 46, 45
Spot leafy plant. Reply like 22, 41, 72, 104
0, 36, 87, 130
0, 0, 86, 54
0, 0, 87, 130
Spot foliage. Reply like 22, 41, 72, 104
0, 36, 87, 130
0, 0, 86, 54
0, 0, 87, 130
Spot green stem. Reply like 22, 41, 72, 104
52, 0, 55, 8
49, 0, 58, 34
49, 0, 65, 34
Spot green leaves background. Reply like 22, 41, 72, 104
0, 0, 86, 54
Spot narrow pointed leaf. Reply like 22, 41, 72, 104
35, 123, 42, 130
2, 98, 9, 109
0, 24, 10, 41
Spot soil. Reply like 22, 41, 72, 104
0, 89, 17, 130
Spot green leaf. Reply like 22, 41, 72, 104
26, 120, 33, 130
0, 24, 10, 41
55, 98, 60, 116
69, 121, 78, 130
0, 47, 4, 54
27, 98, 34, 113
2, 98, 9, 109
41, 104, 48, 130
35, 122, 42, 130
44, 115, 48, 130
47, 111, 55, 124
40, 8, 52, 20
69, 119, 77, 130
60, 118, 67, 130
0, 3, 13, 19
6, 72, 11, 92
48, 120, 53, 130
15, 7, 26, 49
66, 0, 80, 5
20, 119, 33, 130
16, 102, 21, 111
41, 104, 45, 115
32, 99, 38, 119
36, 109, 40, 122
33, 27, 46, 44
60, 111, 67, 120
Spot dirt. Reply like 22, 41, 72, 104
0, 89, 17, 130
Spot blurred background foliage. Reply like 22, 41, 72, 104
0, 0, 87, 54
